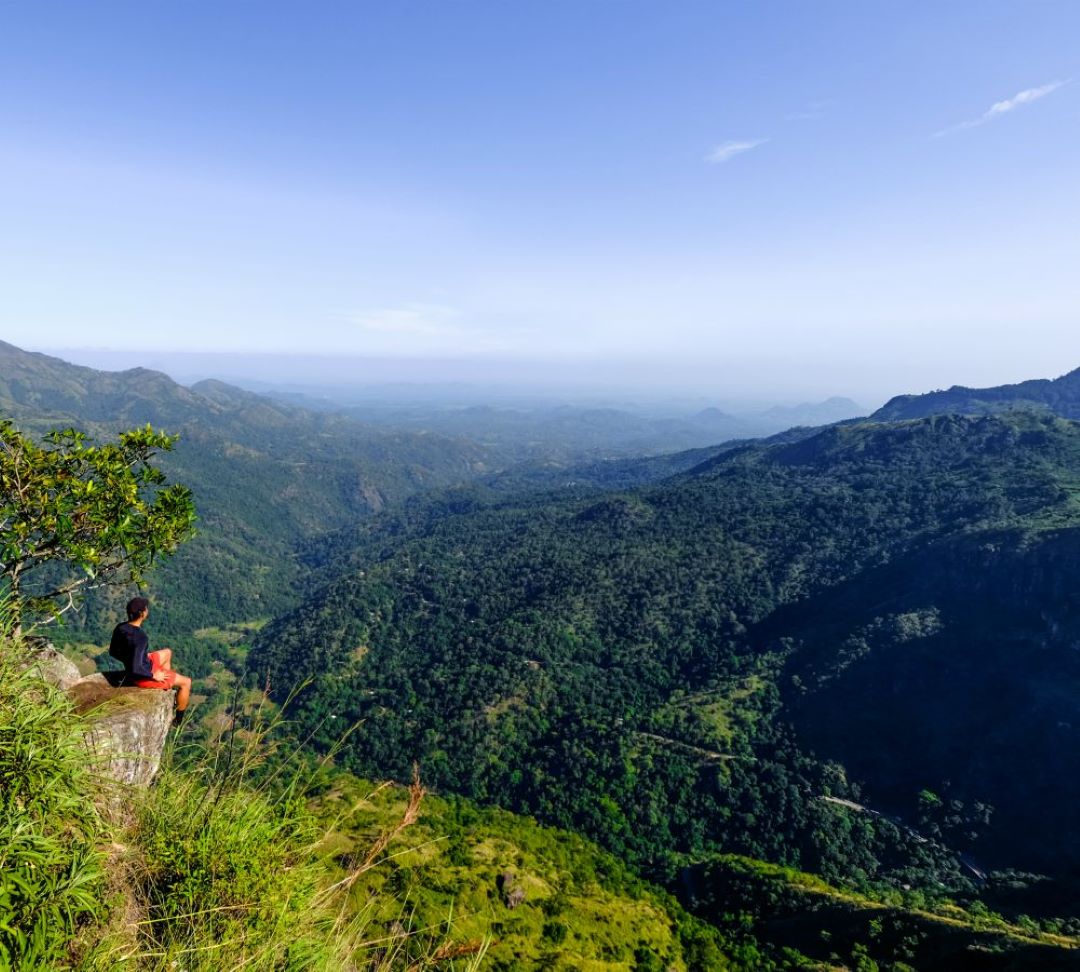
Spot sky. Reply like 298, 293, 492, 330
2, 1, 1078, 401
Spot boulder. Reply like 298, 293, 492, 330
68, 674, 174, 787
497, 871, 527, 909
21, 638, 82, 690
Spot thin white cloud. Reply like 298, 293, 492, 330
705, 139, 767, 164
986, 81, 1065, 117
936, 81, 1067, 136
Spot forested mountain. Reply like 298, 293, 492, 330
873, 366, 1080, 421
250, 410, 1080, 939
0, 341, 491, 633
4, 341, 833, 640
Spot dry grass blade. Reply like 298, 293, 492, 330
320, 764, 426, 900
405, 938, 489, 970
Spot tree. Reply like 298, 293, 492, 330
0, 421, 196, 631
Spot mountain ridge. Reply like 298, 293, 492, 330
873, 366, 1080, 421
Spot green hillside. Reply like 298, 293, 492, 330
0, 341, 491, 640
249, 412, 1080, 927
308, 774, 752, 970
309, 775, 1080, 970
683, 855, 1080, 970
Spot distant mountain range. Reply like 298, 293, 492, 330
285, 393, 866, 460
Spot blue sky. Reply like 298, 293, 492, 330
2, 1, 1078, 399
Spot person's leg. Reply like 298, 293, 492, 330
147, 650, 173, 673
174, 673, 192, 712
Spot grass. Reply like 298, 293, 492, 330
308, 776, 737, 971
0, 612, 109, 971
80, 689, 491, 972
1, 615, 490, 971
651, 676, 767, 750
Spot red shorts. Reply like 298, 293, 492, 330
134, 650, 177, 690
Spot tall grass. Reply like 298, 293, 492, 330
1, 617, 487, 971
0, 610, 109, 971
85, 688, 489, 971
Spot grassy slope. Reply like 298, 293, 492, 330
310, 775, 1080, 971
310, 775, 742, 971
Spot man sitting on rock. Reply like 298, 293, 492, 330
110, 596, 191, 724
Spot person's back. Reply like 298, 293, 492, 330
109, 617, 154, 683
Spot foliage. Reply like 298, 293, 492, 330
250, 412, 1080, 911
683, 854, 1080, 970
9, 342, 1080, 960
83, 696, 491, 972
0, 422, 195, 630
0, 626, 492, 970
0, 612, 109, 971
0, 340, 490, 641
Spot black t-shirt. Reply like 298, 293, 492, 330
110, 621, 153, 679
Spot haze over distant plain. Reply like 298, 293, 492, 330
2, 1, 1078, 402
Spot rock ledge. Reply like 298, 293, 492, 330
69, 674, 173, 787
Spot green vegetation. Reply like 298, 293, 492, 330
0, 623, 496, 970
87, 708, 492, 971
685, 855, 1080, 970
0, 422, 195, 630
7, 345, 1080, 965
0, 341, 491, 642
250, 412, 1080, 930
0, 613, 107, 970
1, 614, 774, 971
872, 365, 1080, 422
309, 775, 747, 970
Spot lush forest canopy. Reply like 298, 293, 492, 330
251, 411, 1080, 925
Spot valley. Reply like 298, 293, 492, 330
4, 342, 1080, 969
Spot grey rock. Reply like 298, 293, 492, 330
498, 871, 527, 909
21, 639, 82, 690
68, 674, 174, 787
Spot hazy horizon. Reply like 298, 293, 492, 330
29, 340, 1080, 413
29, 342, 1078, 414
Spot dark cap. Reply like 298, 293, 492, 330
126, 597, 150, 620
